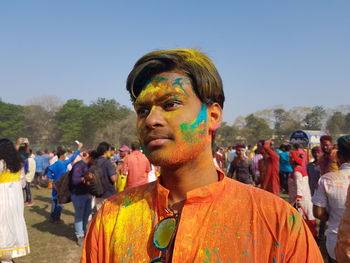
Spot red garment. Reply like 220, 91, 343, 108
122, 150, 151, 189
291, 166, 308, 179
290, 150, 303, 166
261, 145, 280, 196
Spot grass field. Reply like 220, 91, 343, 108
16, 188, 82, 263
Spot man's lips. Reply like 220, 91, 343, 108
144, 135, 171, 148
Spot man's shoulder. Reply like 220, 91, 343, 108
103, 182, 156, 209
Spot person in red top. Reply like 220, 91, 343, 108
122, 140, 151, 189
81, 49, 322, 262
259, 140, 281, 196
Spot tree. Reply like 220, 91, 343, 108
303, 106, 326, 130
0, 100, 25, 141
243, 114, 273, 145
326, 111, 346, 136
343, 113, 350, 134
54, 99, 89, 145
26, 95, 63, 113
23, 105, 51, 145
85, 98, 133, 146
216, 122, 240, 147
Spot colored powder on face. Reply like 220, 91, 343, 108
146, 76, 168, 87
179, 103, 207, 143
172, 78, 188, 96
212, 123, 220, 130
185, 103, 207, 131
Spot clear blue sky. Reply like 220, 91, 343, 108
1, 1, 349, 123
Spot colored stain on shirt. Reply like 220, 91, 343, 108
203, 248, 211, 263
122, 197, 133, 208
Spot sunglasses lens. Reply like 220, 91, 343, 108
153, 217, 177, 249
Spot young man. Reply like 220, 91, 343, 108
319, 135, 339, 175
47, 143, 83, 223
227, 143, 254, 185
307, 146, 322, 196
313, 135, 350, 262
70, 152, 93, 246
94, 142, 117, 209
122, 140, 151, 189
82, 49, 322, 262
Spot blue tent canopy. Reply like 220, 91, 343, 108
290, 130, 327, 147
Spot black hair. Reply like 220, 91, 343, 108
57, 149, 66, 158
126, 49, 225, 109
131, 141, 141, 151
96, 142, 111, 157
0, 138, 23, 173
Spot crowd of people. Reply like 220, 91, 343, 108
214, 135, 350, 262
1, 48, 350, 262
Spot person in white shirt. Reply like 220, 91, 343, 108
313, 135, 350, 263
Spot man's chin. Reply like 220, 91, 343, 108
146, 151, 184, 168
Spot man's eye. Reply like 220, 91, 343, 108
164, 101, 181, 110
136, 108, 150, 117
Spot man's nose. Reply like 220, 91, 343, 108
144, 106, 166, 129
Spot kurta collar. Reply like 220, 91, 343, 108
155, 169, 227, 217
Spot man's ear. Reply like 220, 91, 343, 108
207, 103, 223, 133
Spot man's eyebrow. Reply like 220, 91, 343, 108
134, 91, 187, 106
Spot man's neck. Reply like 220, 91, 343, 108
160, 149, 218, 213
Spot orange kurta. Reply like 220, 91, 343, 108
81, 171, 322, 263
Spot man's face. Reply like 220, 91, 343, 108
119, 150, 127, 158
236, 147, 245, 158
134, 71, 211, 167
312, 150, 321, 161
321, 141, 332, 154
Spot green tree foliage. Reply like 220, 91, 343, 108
23, 105, 52, 145
54, 99, 89, 145
243, 114, 273, 145
326, 111, 346, 136
53, 98, 134, 147
0, 99, 25, 141
216, 122, 239, 147
344, 113, 350, 134
303, 106, 326, 130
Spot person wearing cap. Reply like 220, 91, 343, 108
307, 146, 322, 196
313, 135, 350, 262
227, 143, 255, 185
81, 49, 322, 262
